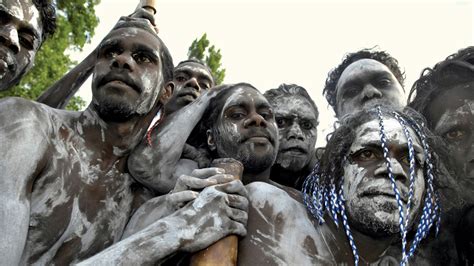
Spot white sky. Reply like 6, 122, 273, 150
73, 0, 473, 147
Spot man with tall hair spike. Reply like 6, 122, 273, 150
0, 14, 248, 265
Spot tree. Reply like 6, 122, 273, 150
0, 0, 101, 111
188, 33, 226, 85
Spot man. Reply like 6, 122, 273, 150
323, 49, 405, 118
409, 46, 474, 264
263, 83, 319, 189
163, 58, 214, 116
0, 0, 56, 91
0, 17, 247, 264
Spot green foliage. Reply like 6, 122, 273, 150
187, 33, 226, 85
0, 0, 100, 111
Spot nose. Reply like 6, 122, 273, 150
111, 53, 134, 71
244, 112, 267, 128
184, 77, 200, 92
287, 122, 304, 141
374, 157, 408, 183
0, 24, 20, 54
361, 84, 383, 101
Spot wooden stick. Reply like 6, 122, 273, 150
190, 158, 243, 266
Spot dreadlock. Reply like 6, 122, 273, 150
303, 106, 441, 265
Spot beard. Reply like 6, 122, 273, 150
275, 153, 308, 172
93, 97, 136, 122
346, 197, 401, 238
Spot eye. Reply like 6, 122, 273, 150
276, 117, 286, 127
19, 34, 34, 50
301, 120, 313, 130
175, 76, 187, 83
199, 82, 210, 90
444, 128, 467, 141
228, 111, 246, 120
351, 149, 380, 162
376, 78, 392, 87
134, 53, 152, 64
104, 47, 120, 58
259, 110, 273, 120
343, 86, 360, 98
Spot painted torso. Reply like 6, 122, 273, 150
20, 107, 143, 264
239, 182, 354, 265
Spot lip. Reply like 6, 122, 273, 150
281, 146, 307, 155
243, 131, 274, 144
361, 186, 408, 204
178, 88, 198, 100
99, 73, 141, 93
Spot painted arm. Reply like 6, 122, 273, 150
78, 168, 248, 265
36, 50, 96, 109
0, 98, 50, 264
128, 90, 216, 194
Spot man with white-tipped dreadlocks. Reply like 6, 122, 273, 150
302, 106, 442, 265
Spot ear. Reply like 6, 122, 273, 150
206, 129, 216, 151
159, 81, 174, 105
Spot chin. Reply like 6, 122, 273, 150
93, 99, 136, 122
275, 155, 307, 172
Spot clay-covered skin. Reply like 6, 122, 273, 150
335, 59, 405, 118
0, 0, 43, 91
128, 89, 218, 194
208, 86, 278, 184
0, 24, 206, 265
164, 61, 214, 115
429, 83, 474, 200
270, 95, 318, 187
343, 117, 425, 237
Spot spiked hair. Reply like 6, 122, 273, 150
303, 106, 442, 265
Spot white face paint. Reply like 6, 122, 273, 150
343, 116, 425, 237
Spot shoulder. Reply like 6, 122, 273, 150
246, 182, 303, 212
0, 97, 54, 127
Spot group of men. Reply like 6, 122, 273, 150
0, 0, 473, 265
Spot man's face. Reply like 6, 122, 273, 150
0, 0, 43, 91
209, 86, 279, 174
271, 95, 318, 172
335, 59, 405, 117
429, 83, 474, 184
165, 62, 214, 114
343, 116, 425, 237
91, 27, 163, 121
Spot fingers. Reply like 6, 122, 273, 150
167, 191, 199, 207
130, 8, 156, 25
214, 180, 248, 198
228, 219, 247, 237
227, 194, 249, 211
227, 207, 248, 226
191, 167, 225, 179
173, 175, 219, 192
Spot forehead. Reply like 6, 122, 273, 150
272, 95, 317, 118
222, 86, 268, 110
0, 0, 42, 34
174, 63, 212, 79
103, 27, 160, 50
336, 59, 395, 88
350, 116, 421, 151
429, 82, 474, 125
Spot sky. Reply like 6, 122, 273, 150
72, 0, 473, 147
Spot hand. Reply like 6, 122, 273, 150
182, 144, 211, 168
171, 179, 249, 252
129, 7, 156, 26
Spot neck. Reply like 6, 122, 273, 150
79, 106, 157, 157
242, 167, 272, 185
270, 164, 308, 187
352, 228, 395, 263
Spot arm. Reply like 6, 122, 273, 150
128, 90, 217, 194
0, 98, 50, 264
36, 50, 96, 109
79, 170, 248, 265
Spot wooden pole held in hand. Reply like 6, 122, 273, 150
190, 158, 244, 266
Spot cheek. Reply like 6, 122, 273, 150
343, 163, 368, 200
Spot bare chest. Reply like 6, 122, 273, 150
24, 140, 137, 264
